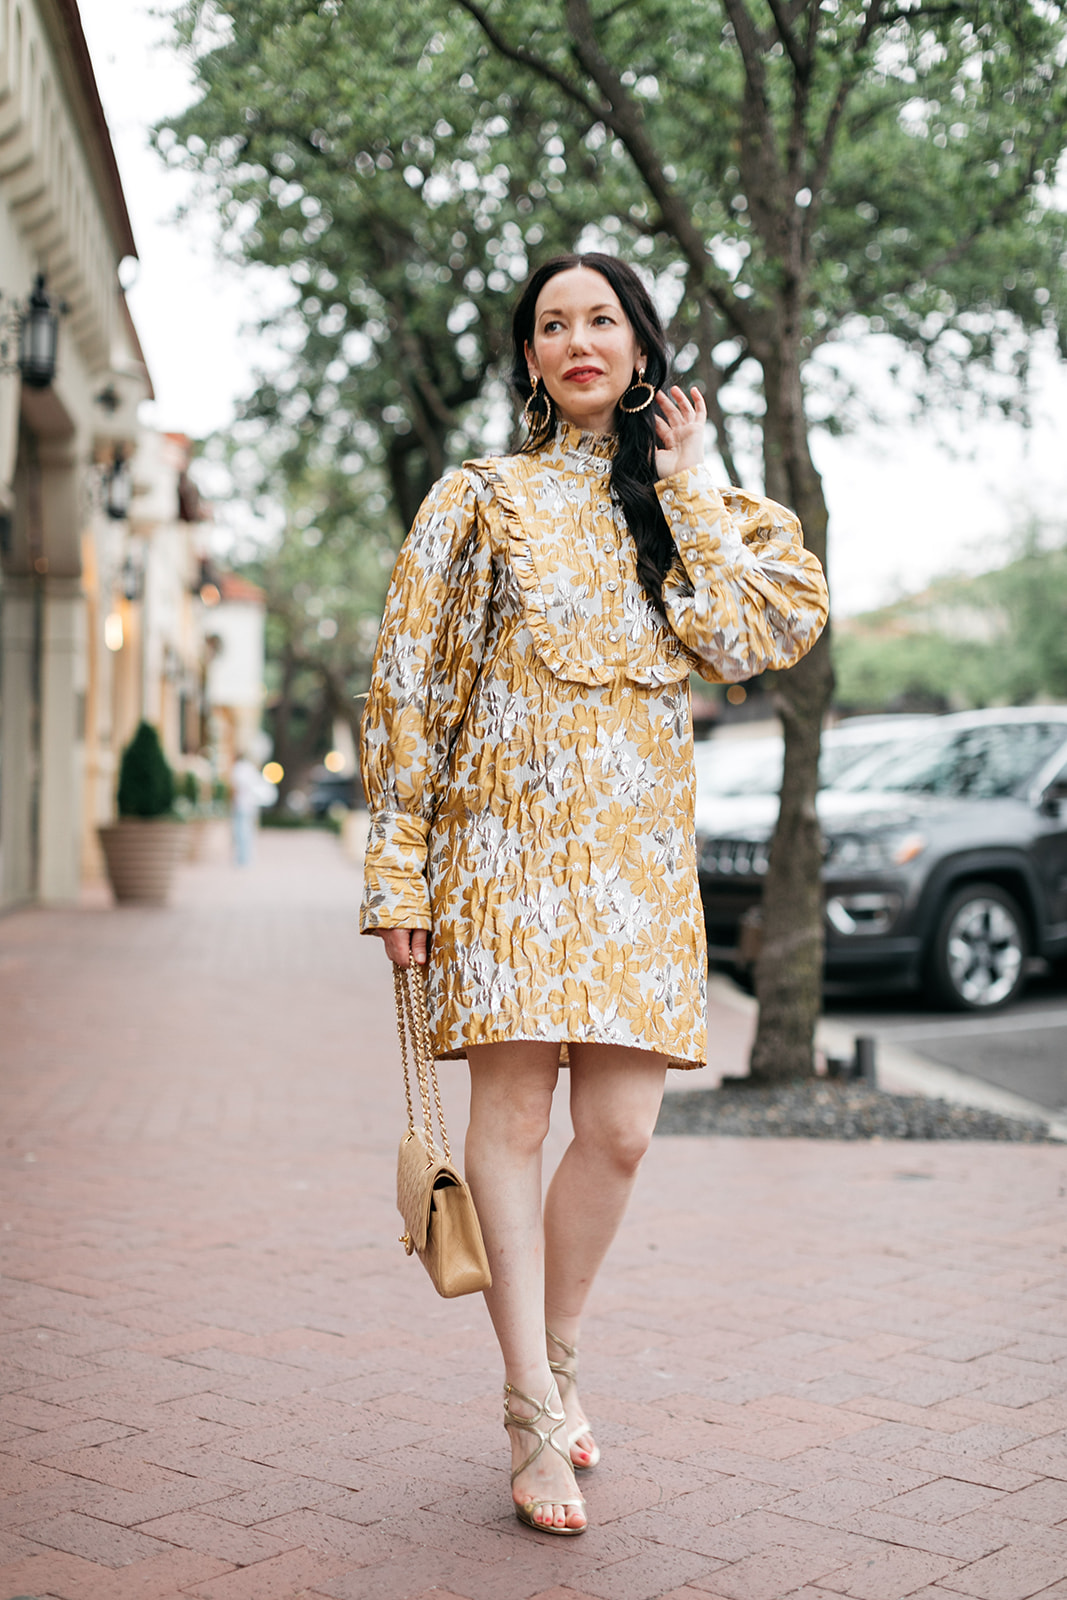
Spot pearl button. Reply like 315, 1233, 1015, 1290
606, 580, 618, 593
695, 564, 706, 577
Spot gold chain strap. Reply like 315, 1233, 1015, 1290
398, 967, 432, 1142
393, 962, 452, 1164
410, 962, 452, 1164
393, 965, 417, 1135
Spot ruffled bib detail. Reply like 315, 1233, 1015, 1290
464, 433, 694, 688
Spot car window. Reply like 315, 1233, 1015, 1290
695, 729, 926, 798
839, 722, 1067, 799
819, 737, 904, 786
694, 741, 784, 796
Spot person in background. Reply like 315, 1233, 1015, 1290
229, 753, 272, 866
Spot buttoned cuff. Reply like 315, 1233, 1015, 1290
359, 810, 433, 931
656, 465, 729, 578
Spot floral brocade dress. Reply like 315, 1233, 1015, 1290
359, 424, 828, 1067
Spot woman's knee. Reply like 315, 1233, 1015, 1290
568, 1049, 665, 1174
572, 1111, 655, 1175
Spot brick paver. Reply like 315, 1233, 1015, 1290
2, 829, 1066, 1600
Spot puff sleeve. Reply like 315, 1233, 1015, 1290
656, 465, 828, 683
359, 470, 492, 932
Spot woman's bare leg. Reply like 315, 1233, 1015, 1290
543, 1045, 668, 1461
465, 1041, 586, 1531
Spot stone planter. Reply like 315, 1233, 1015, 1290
98, 819, 187, 906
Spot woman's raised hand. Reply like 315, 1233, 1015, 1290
653, 385, 707, 480
372, 927, 429, 968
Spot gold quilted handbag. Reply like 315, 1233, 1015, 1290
394, 964, 492, 1298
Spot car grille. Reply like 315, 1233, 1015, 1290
697, 838, 771, 877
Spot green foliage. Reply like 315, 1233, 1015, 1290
833, 524, 1067, 712
160, 0, 598, 521
160, 0, 1067, 507
117, 723, 175, 818
833, 629, 988, 713
983, 533, 1067, 702
260, 807, 341, 833
214, 434, 401, 791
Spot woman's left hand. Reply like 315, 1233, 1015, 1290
654, 385, 707, 479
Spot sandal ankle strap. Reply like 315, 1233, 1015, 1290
503, 1382, 571, 1482
546, 1327, 579, 1386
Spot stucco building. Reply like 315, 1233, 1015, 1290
0, 0, 151, 906
0, 3, 268, 907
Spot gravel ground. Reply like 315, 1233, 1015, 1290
656, 1080, 1062, 1141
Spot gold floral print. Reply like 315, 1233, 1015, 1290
360, 424, 828, 1067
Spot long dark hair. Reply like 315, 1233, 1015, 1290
511, 253, 675, 617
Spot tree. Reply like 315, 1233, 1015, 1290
212, 432, 402, 805
164, 0, 1067, 1077
161, 1, 609, 521
447, 0, 1067, 1079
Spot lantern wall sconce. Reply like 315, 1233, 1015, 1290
0, 274, 65, 390
94, 382, 122, 414
120, 547, 144, 603
106, 444, 133, 520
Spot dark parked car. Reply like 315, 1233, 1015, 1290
696, 707, 1067, 1010
308, 771, 359, 817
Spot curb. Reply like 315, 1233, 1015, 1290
708, 974, 1067, 1140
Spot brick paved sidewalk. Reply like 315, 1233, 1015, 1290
1, 831, 1066, 1600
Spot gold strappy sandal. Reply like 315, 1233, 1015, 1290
547, 1327, 601, 1471
503, 1382, 587, 1536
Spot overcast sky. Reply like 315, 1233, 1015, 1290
77, 0, 1067, 616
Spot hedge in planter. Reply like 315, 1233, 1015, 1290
99, 722, 185, 905
118, 722, 175, 817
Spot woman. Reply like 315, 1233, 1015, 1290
360, 254, 828, 1535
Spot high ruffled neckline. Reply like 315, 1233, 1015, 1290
540, 422, 617, 471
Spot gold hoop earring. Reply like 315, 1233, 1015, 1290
523, 377, 553, 432
618, 372, 656, 414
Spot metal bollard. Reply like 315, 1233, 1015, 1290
853, 1035, 877, 1085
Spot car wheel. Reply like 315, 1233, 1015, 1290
927, 882, 1028, 1011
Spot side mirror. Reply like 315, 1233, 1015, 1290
1039, 778, 1067, 819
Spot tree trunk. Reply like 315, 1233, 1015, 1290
269, 647, 332, 809
272, 647, 299, 809
748, 340, 834, 1083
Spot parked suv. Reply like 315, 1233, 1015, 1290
696, 707, 1067, 1010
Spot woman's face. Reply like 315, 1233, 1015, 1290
525, 267, 645, 435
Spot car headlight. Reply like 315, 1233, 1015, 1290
697, 837, 771, 876
824, 830, 927, 873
